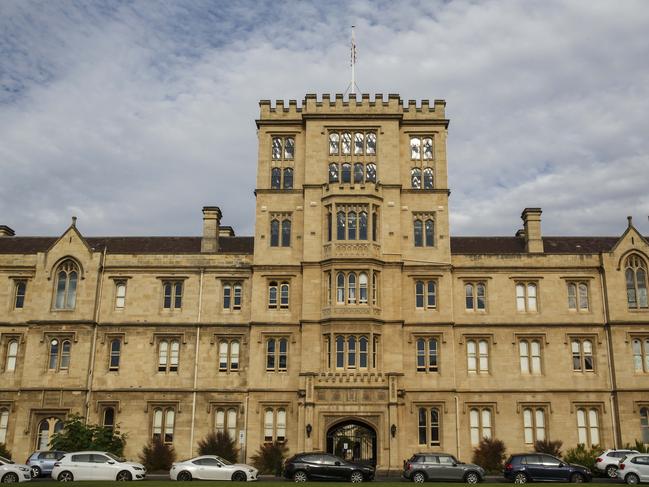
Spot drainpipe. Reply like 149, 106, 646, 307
189, 268, 204, 457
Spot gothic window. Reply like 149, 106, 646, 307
14, 281, 26, 309
152, 407, 175, 443
418, 407, 441, 446
366, 132, 377, 154
626, 255, 649, 309
281, 219, 291, 247
422, 137, 433, 159
341, 132, 352, 155
354, 163, 364, 183
0, 409, 8, 444
102, 407, 115, 431
284, 137, 295, 159
411, 168, 422, 189
366, 163, 376, 183
271, 167, 281, 189
632, 338, 649, 373
5, 340, 18, 372
54, 260, 79, 310
572, 338, 594, 372
523, 408, 546, 443
414, 217, 435, 247
158, 339, 180, 373
266, 338, 288, 372
359, 212, 368, 240
283, 168, 293, 189
109, 338, 121, 371
329, 163, 339, 183
263, 408, 286, 442
641, 407, 649, 444
576, 408, 599, 446
568, 282, 589, 311
411, 137, 421, 160
347, 273, 356, 304
48, 338, 71, 371
359, 273, 368, 304
519, 339, 542, 374
423, 167, 434, 189
268, 282, 278, 309
341, 163, 351, 183
280, 283, 289, 308
272, 136, 294, 160
218, 339, 240, 372
331, 334, 376, 370
215, 408, 238, 440
329, 133, 340, 155
411, 136, 434, 160
336, 273, 345, 304
222, 282, 243, 311
415, 280, 437, 309
416, 338, 438, 372
162, 281, 183, 310
270, 219, 280, 247
354, 132, 364, 155
114, 281, 126, 309
469, 407, 492, 445
465, 282, 486, 311
36, 417, 64, 450
467, 339, 489, 374
516, 282, 538, 312
272, 137, 282, 160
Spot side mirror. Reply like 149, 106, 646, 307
559, 463, 565, 468
452, 463, 457, 467
335, 461, 341, 466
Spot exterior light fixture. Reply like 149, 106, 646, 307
390, 424, 397, 438
306, 423, 312, 438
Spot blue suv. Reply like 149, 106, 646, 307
26, 451, 66, 478
504, 453, 592, 483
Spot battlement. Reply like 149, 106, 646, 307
258, 93, 446, 121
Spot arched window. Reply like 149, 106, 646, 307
219, 341, 228, 371
576, 408, 599, 446
347, 211, 357, 240
268, 281, 278, 309
336, 273, 345, 304
102, 407, 115, 431
410, 137, 421, 159
347, 273, 356, 304
348, 336, 356, 368
523, 408, 545, 444
158, 339, 179, 373
218, 340, 239, 372
266, 339, 275, 370
283, 168, 293, 189
48, 339, 71, 371
411, 168, 422, 189
372, 209, 379, 242
416, 281, 425, 308
632, 338, 649, 372
54, 260, 79, 310
418, 407, 440, 446
5, 340, 18, 372
470, 408, 492, 445
336, 336, 345, 368
284, 137, 295, 159
359, 212, 368, 240
413, 219, 423, 246
14, 281, 26, 309
0, 410, 7, 444
354, 132, 364, 155
215, 408, 238, 439
272, 137, 282, 159
341, 132, 352, 155
366, 163, 376, 183
264, 409, 274, 442
109, 339, 121, 371
337, 211, 346, 240
640, 407, 649, 444
366, 133, 377, 154
416, 338, 438, 372
115, 282, 126, 309
626, 255, 649, 309
354, 163, 364, 183
422, 138, 433, 160
49, 339, 59, 370
329, 163, 339, 183
329, 133, 340, 155
271, 168, 281, 189
359, 336, 368, 368
519, 340, 542, 374
359, 273, 368, 304
572, 338, 594, 372
227, 408, 237, 439
152, 408, 175, 443
425, 219, 434, 246
270, 219, 280, 247
280, 283, 290, 309
467, 339, 489, 373
37, 417, 63, 450
281, 219, 291, 247
278, 339, 288, 370
423, 167, 434, 189
230, 341, 240, 371
341, 163, 351, 183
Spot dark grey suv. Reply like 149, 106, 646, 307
404, 453, 485, 483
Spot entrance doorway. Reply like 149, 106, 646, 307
326, 420, 377, 466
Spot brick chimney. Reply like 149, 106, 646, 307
521, 208, 543, 253
0, 225, 15, 237
201, 206, 222, 253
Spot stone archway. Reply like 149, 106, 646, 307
326, 419, 377, 466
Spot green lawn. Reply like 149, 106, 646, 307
39, 483, 588, 487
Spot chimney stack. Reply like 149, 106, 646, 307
0, 225, 15, 237
521, 208, 543, 253
201, 206, 222, 253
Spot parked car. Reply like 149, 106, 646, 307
26, 451, 66, 478
504, 453, 592, 483
618, 453, 649, 484
0, 455, 32, 483
595, 449, 639, 478
51, 451, 145, 481
283, 452, 375, 482
403, 452, 485, 483
169, 455, 258, 481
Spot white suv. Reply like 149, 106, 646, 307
619, 453, 649, 484
51, 451, 146, 481
595, 449, 639, 478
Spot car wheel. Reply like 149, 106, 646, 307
514, 472, 528, 484
117, 470, 133, 481
58, 471, 74, 482
232, 471, 247, 482
570, 473, 584, 483
350, 471, 364, 483
177, 471, 193, 481
293, 470, 308, 482
625, 473, 640, 485
30, 466, 41, 478
412, 471, 426, 483
1, 473, 19, 483
465, 472, 480, 484
606, 466, 618, 479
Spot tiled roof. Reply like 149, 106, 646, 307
450, 236, 620, 254
0, 236, 254, 254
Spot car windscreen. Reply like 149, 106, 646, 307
215, 456, 232, 466
105, 453, 123, 462
0, 456, 14, 464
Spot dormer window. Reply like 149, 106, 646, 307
53, 260, 79, 310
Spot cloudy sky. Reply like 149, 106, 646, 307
1, 0, 648, 238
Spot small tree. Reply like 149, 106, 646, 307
139, 437, 176, 472
251, 441, 289, 476
197, 431, 238, 462
623, 440, 649, 454
564, 444, 601, 472
50, 414, 127, 456
471, 437, 506, 474
0, 443, 11, 460
534, 439, 563, 457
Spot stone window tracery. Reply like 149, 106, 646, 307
53, 260, 79, 310
626, 254, 648, 309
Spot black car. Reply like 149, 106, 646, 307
283, 452, 375, 482
504, 453, 592, 483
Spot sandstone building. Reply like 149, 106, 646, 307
1, 94, 648, 470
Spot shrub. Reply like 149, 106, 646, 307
534, 439, 563, 457
139, 437, 176, 472
50, 414, 127, 456
250, 441, 289, 476
197, 431, 238, 463
623, 440, 649, 453
0, 443, 11, 460
564, 444, 601, 471
471, 437, 506, 474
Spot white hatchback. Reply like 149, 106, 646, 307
51, 451, 146, 481
170, 455, 258, 481
0, 456, 31, 483
619, 453, 649, 484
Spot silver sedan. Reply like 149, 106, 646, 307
170, 456, 258, 481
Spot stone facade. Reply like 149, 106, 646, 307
0, 94, 648, 469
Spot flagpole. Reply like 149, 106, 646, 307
351, 25, 356, 95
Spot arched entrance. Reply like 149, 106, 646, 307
326, 420, 377, 466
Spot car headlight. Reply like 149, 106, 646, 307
133, 467, 143, 471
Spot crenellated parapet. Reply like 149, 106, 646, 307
258, 93, 446, 121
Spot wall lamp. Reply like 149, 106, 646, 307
306, 423, 312, 438
390, 424, 397, 438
